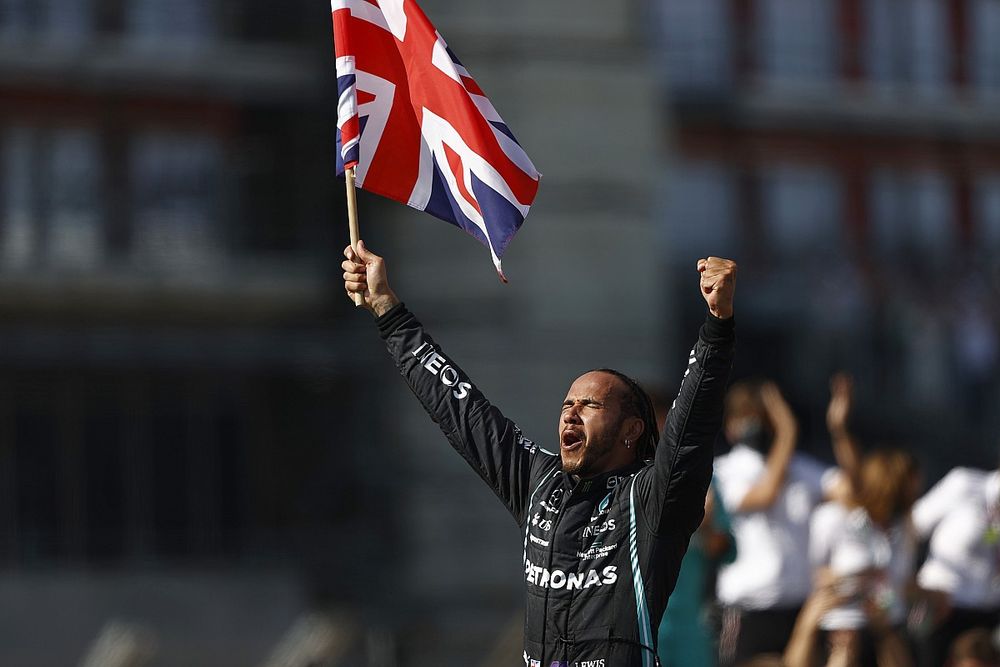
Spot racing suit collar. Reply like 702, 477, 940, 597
564, 461, 644, 495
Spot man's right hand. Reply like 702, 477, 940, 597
342, 240, 400, 317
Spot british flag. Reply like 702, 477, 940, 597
332, 0, 541, 281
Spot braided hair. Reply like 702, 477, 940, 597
589, 368, 660, 462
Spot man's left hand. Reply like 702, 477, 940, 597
697, 256, 737, 320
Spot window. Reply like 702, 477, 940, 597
759, 164, 843, 258
0, 0, 92, 40
47, 129, 104, 269
974, 174, 1000, 251
0, 127, 38, 268
656, 0, 732, 89
970, 0, 1000, 94
41, 0, 92, 39
661, 161, 738, 259
126, 0, 215, 45
0, 0, 35, 36
865, 0, 950, 97
0, 127, 104, 270
910, 0, 951, 96
130, 132, 224, 271
871, 169, 956, 262
756, 0, 836, 83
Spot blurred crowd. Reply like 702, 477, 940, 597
655, 375, 1000, 667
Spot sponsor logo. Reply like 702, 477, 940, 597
514, 425, 538, 453
576, 542, 618, 560
529, 533, 550, 547
529, 655, 603, 667
539, 488, 564, 514
581, 519, 615, 538
524, 560, 617, 590
589, 492, 613, 522
607, 476, 623, 489
531, 513, 553, 532
410, 342, 473, 399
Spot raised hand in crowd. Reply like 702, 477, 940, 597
827, 373, 861, 491
781, 582, 848, 667
736, 382, 799, 512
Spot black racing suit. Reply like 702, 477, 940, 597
377, 303, 734, 667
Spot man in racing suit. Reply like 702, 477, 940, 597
343, 241, 736, 667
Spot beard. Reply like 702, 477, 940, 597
561, 436, 616, 478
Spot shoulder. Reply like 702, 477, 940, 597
811, 500, 849, 532
714, 445, 762, 476
925, 467, 988, 503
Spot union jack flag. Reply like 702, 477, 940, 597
332, 0, 541, 281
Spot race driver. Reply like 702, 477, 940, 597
343, 241, 736, 666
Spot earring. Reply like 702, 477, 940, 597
625, 439, 631, 448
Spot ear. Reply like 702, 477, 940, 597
623, 416, 644, 443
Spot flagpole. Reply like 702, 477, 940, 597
345, 166, 365, 308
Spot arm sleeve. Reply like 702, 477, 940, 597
636, 313, 735, 536
912, 468, 968, 539
378, 303, 557, 525
714, 458, 755, 515
809, 503, 842, 568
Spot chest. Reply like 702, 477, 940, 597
931, 503, 996, 557
524, 478, 631, 571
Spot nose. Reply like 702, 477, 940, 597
562, 404, 581, 424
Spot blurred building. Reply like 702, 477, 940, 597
0, 0, 669, 664
0, 1, 393, 664
7, 0, 996, 665
655, 0, 1000, 472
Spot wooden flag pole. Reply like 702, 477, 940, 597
345, 166, 365, 308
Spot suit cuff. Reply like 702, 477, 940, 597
701, 313, 735, 345
377, 302, 411, 339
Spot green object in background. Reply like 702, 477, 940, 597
657, 481, 736, 667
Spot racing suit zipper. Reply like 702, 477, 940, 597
541, 482, 572, 664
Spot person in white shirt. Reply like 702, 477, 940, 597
810, 451, 920, 666
809, 375, 920, 667
912, 464, 1000, 667
714, 380, 841, 665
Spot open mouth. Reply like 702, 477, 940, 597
561, 430, 583, 452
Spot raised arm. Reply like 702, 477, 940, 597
735, 382, 798, 512
827, 372, 861, 497
783, 584, 844, 667
343, 241, 556, 524
638, 257, 736, 536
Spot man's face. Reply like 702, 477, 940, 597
558, 371, 633, 477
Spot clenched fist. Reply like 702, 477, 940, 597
697, 257, 736, 320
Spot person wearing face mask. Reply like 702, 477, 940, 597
713, 381, 843, 666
